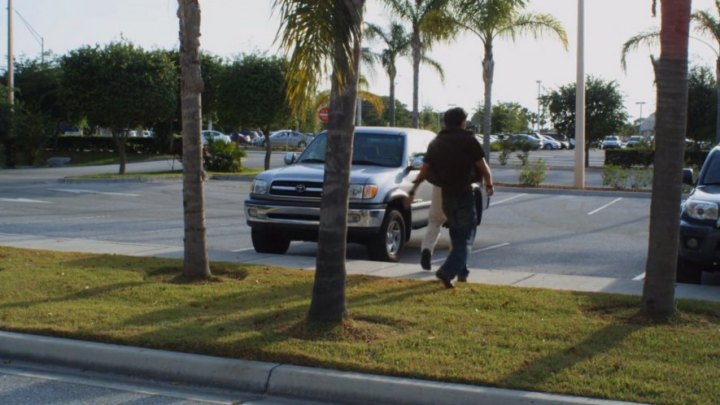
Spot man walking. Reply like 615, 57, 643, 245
408, 107, 494, 288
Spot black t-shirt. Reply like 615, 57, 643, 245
424, 128, 485, 193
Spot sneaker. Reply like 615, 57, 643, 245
435, 269, 454, 289
421, 249, 432, 270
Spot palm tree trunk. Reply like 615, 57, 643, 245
308, 0, 364, 322
178, 0, 210, 279
389, 72, 396, 126
642, 0, 690, 316
411, 30, 421, 129
112, 131, 127, 175
715, 57, 720, 144
482, 40, 494, 154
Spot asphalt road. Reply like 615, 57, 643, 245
0, 171, 649, 280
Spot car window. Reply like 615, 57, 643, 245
699, 151, 720, 185
298, 132, 404, 167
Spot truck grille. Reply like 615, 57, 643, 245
270, 181, 323, 198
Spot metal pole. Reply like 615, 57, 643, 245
536, 80, 542, 131
574, 0, 585, 188
7, 0, 14, 106
636, 101, 645, 120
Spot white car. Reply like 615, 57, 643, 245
201, 130, 232, 145
601, 135, 623, 150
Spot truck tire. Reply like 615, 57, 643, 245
676, 257, 702, 284
251, 228, 290, 254
367, 209, 405, 262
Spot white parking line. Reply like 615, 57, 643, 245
0, 198, 51, 204
431, 242, 510, 263
48, 188, 139, 197
490, 193, 527, 206
632, 272, 645, 281
587, 198, 623, 215
231, 248, 255, 253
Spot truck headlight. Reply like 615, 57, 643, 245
349, 184, 378, 200
683, 200, 719, 221
251, 179, 268, 195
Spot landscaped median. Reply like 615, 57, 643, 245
0, 246, 718, 405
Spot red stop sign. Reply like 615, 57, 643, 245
317, 106, 329, 124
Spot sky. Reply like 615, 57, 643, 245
1, 0, 719, 122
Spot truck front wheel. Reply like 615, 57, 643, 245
251, 228, 290, 254
367, 209, 405, 262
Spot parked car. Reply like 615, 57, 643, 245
625, 135, 645, 148
678, 145, 720, 283
535, 134, 562, 150
503, 133, 543, 150
244, 126, 490, 262
201, 130, 232, 144
601, 135, 623, 149
545, 134, 570, 149
253, 130, 312, 148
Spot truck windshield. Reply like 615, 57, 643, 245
297, 132, 404, 167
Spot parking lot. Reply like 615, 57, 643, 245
0, 177, 650, 281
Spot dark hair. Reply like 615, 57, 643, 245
443, 107, 467, 128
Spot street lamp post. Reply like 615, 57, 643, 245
574, 0, 585, 189
636, 101, 645, 120
7, 0, 14, 106
536, 80, 542, 131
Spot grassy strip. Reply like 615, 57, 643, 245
42, 152, 175, 166
65, 168, 264, 180
0, 246, 718, 405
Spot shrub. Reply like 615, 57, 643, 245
602, 165, 653, 190
517, 158, 547, 186
204, 140, 245, 172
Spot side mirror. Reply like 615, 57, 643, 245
284, 152, 297, 165
682, 168, 694, 186
409, 156, 424, 170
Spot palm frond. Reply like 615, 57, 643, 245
498, 13, 568, 50
691, 10, 720, 46
419, 55, 445, 83
620, 29, 660, 71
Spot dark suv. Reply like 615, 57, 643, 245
678, 145, 720, 283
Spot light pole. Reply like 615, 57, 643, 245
536, 80, 542, 131
574, 0, 585, 189
7, 0, 14, 106
636, 101, 645, 120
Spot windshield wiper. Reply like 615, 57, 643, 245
352, 160, 380, 166
299, 158, 325, 163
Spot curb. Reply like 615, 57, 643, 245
0, 331, 640, 405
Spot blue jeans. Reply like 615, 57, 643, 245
440, 188, 476, 280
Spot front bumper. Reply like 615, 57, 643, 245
245, 199, 386, 229
679, 218, 720, 271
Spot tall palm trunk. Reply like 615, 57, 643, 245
308, 0, 364, 322
642, 0, 690, 316
481, 40, 494, 154
715, 57, 720, 144
389, 71, 396, 126
178, 0, 210, 279
411, 30, 421, 128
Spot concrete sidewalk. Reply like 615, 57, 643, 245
0, 232, 716, 404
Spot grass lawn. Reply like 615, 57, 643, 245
66, 168, 263, 180
43, 151, 176, 166
0, 246, 718, 405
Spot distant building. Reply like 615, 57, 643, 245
639, 113, 655, 138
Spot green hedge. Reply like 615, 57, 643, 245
605, 148, 709, 168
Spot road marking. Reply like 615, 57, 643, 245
587, 197, 622, 215
632, 272, 645, 281
231, 248, 255, 253
49, 188, 139, 197
431, 242, 510, 263
0, 198, 51, 204
490, 193, 526, 206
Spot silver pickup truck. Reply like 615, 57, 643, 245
244, 126, 489, 262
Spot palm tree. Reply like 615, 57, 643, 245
275, 0, 365, 322
623, 2, 720, 145
365, 21, 444, 126
383, 0, 455, 128
177, 0, 211, 279
641, 0, 691, 316
455, 0, 567, 154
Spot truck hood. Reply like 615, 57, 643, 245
256, 163, 405, 185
